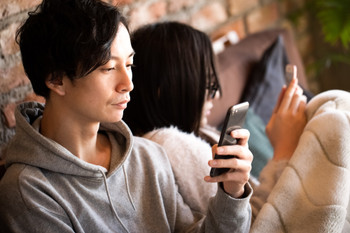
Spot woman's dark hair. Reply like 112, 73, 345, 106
123, 21, 221, 136
16, 0, 128, 98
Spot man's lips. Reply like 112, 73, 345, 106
112, 99, 129, 109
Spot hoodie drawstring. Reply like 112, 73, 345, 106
123, 165, 136, 210
99, 169, 130, 233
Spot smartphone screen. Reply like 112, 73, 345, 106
210, 102, 249, 177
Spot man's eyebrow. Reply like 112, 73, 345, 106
110, 51, 135, 60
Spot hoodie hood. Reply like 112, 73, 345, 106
5, 102, 133, 178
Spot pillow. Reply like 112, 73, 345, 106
239, 35, 314, 125
240, 35, 289, 125
243, 108, 273, 178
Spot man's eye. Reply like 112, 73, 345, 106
104, 67, 115, 72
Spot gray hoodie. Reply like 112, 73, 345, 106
0, 102, 252, 233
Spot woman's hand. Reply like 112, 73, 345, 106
266, 77, 307, 161
205, 129, 253, 198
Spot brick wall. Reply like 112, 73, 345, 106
0, 0, 308, 154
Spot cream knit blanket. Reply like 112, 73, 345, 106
251, 90, 350, 233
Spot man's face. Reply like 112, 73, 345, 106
61, 24, 134, 124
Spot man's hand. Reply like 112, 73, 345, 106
205, 129, 253, 198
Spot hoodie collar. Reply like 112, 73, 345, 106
5, 102, 133, 178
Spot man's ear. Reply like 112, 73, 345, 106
45, 76, 65, 96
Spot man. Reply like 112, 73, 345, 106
0, 0, 253, 232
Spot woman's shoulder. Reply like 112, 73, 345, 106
144, 126, 210, 149
143, 126, 212, 161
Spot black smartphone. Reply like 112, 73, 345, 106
209, 102, 249, 177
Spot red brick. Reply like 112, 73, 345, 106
246, 2, 279, 33
128, 6, 149, 30
3, 103, 16, 128
0, 0, 41, 19
149, 1, 167, 19
210, 19, 246, 42
0, 22, 21, 56
190, 2, 228, 32
0, 63, 29, 93
128, 1, 167, 30
228, 0, 259, 16
168, 0, 197, 13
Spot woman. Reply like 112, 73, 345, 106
123, 21, 307, 217
124, 22, 223, 213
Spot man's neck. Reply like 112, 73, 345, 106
40, 102, 111, 169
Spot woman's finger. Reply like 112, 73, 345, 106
279, 77, 298, 112
272, 86, 287, 114
297, 95, 307, 113
289, 86, 304, 113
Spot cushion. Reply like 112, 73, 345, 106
243, 108, 273, 178
240, 36, 314, 125
240, 35, 288, 124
